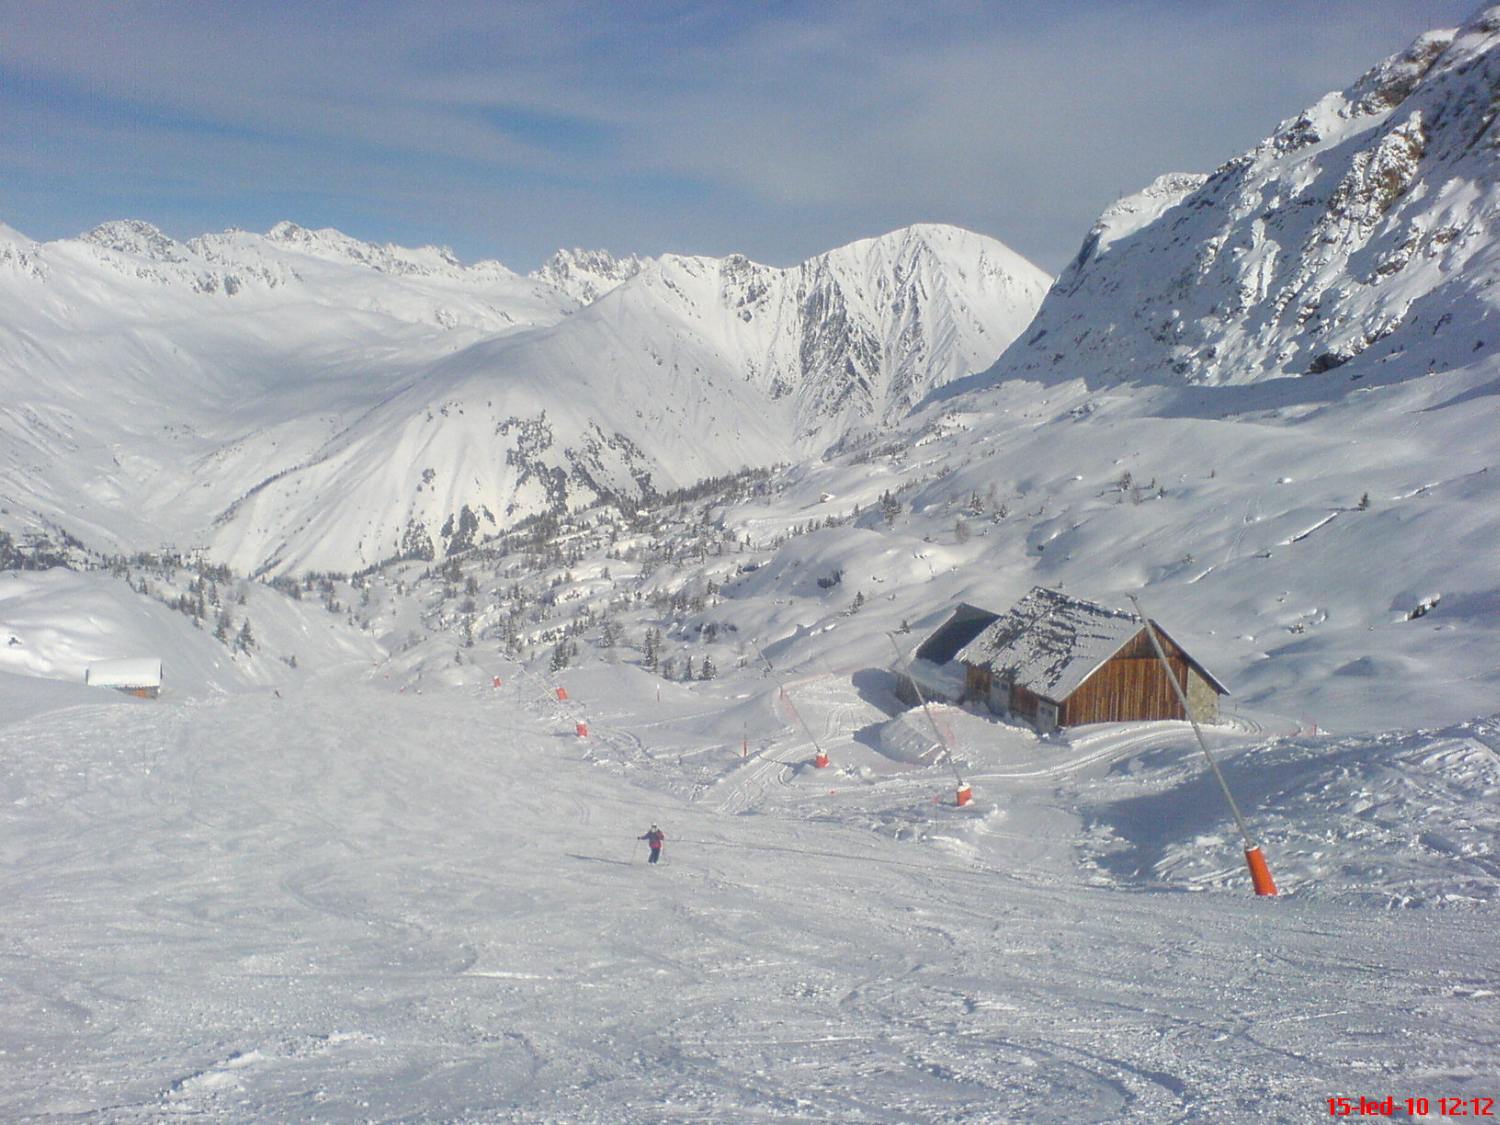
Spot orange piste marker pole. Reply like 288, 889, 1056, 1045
1129, 595, 1278, 897
1245, 846, 1278, 896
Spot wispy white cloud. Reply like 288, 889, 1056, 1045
0, 0, 1473, 271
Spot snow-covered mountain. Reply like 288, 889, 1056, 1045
207, 224, 1048, 574
32, 218, 574, 333
531, 246, 650, 305
0, 218, 579, 565
990, 12, 1498, 389
1, 220, 1048, 574
633, 224, 1048, 440
851, 9, 1500, 732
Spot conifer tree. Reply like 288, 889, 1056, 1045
881, 490, 902, 526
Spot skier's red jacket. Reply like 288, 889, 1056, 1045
642, 829, 665, 850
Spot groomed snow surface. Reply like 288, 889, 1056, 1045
3, 650, 1496, 1123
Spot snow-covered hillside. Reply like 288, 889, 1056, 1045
1, 220, 1047, 574
0, 219, 576, 563
221, 225, 1048, 575
1, 616, 1495, 1120
0, 564, 380, 697
990, 13, 1498, 389
829, 8, 1500, 731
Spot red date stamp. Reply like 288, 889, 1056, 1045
1328, 1096, 1495, 1117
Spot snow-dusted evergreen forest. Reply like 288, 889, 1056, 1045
3, 9, 1499, 1122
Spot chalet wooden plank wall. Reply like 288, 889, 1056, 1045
950, 587, 1226, 731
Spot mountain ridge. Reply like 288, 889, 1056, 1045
985, 12, 1495, 392
201, 222, 1049, 573
1, 218, 1049, 573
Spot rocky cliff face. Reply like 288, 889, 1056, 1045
991, 11, 1499, 390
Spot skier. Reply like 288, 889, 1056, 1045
639, 824, 666, 864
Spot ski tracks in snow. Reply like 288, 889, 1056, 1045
5, 675, 1499, 1120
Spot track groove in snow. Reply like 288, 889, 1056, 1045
2, 667, 1496, 1120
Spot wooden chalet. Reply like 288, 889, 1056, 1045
955, 587, 1226, 731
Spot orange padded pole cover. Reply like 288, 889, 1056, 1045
1245, 846, 1278, 896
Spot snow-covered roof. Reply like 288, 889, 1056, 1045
955, 587, 1146, 702
84, 657, 163, 688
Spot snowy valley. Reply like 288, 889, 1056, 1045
3, 8, 1500, 1123
0, 219, 1046, 575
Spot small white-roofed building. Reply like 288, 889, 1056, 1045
84, 657, 163, 699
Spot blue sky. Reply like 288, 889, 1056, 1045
0, 0, 1474, 274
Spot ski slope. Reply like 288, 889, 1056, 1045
3, 657, 1494, 1122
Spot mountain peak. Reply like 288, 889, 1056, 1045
0, 220, 37, 248
80, 220, 191, 262
820, 222, 977, 259
819, 223, 1049, 290
984, 8, 1499, 392
531, 247, 649, 305
1073, 173, 1207, 268
249, 222, 509, 281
